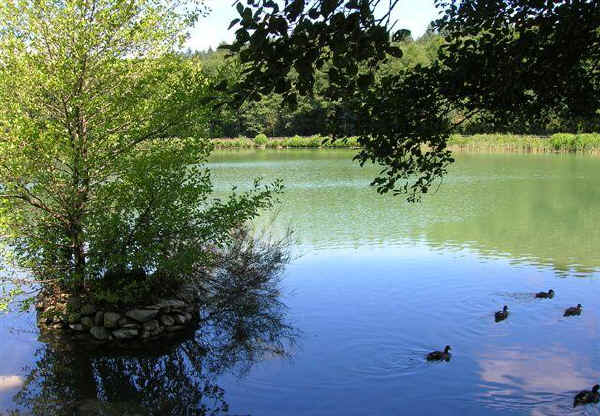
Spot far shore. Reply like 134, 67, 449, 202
211, 133, 600, 156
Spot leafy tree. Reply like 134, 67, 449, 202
0, 0, 282, 305
226, 0, 600, 200
434, 0, 600, 138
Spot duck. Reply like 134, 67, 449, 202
426, 345, 451, 361
495, 305, 509, 322
564, 304, 582, 317
535, 289, 555, 299
573, 384, 599, 407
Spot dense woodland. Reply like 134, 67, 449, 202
187, 30, 599, 139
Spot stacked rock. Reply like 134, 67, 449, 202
36, 286, 201, 344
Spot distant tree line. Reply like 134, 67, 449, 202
185, 28, 599, 139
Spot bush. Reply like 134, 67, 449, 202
549, 133, 600, 152
1, 136, 284, 309
254, 133, 269, 145
577, 133, 600, 151
550, 133, 576, 151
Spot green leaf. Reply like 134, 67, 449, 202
228, 18, 241, 30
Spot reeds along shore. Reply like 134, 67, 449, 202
211, 133, 600, 155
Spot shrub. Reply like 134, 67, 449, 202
577, 133, 600, 151
254, 133, 269, 145
550, 133, 576, 151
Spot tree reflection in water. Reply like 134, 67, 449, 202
10, 256, 298, 416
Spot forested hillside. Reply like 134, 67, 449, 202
186, 30, 599, 139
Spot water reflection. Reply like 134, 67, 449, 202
3, 151, 600, 415
9, 275, 298, 415
477, 345, 599, 414
0, 377, 23, 393
209, 151, 600, 276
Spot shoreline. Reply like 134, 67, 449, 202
211, 133, 600, 155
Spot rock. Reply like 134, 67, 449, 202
160, 315, 175, 327
112, 328, 139, 339
164, 299, 187, 308
94, 311, 104, 326
142, 324, 164, 339
173, 314, 187, 325
155, 299, 186, 311
118, 317, 139, 328
90, 326, 109, 340
103, 312, 121, 328
166, 325, 185, 332
81, 317, 94, 328
125, 309, 159, 323
80, 304, 96, 316
51, 323, 65, 330
69, 323, 85, 332
142, 320, 160, 332
184, 312, 193, 322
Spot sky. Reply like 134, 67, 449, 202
186, 0, 440, 52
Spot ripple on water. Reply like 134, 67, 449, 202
331, 339, 434, 382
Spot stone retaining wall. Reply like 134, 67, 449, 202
36, 285, 201, 344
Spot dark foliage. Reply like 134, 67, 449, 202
435, 0, 600, 130
225, 0, 600, 200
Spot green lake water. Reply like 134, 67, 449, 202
1, 149, 600, 415
209, 150, 600, 275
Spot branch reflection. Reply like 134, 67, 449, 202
11, 265, 298, 416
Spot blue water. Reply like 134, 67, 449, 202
1, 150, 600, 415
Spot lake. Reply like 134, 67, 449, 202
1, 150, 600, 415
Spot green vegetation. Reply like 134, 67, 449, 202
253, 133, 269, 146
449, 134, 600, 155
549, 134, 600, 152
210, 134, 600, 155
226, 0, 600, 200
212, 136, 360, 149
0, 0, 282, 310
196, 34, 595, 140
0, 0, 598, 312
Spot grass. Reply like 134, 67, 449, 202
210, 133, 600, 154
447, 133, 600, 155
211, 135, 360, 149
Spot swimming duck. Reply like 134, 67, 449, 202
535, 289, 554, 299
564, 304, 582, 317
495, 305, 509, 322
426, 345, 451, 361
573, 384, 599, 407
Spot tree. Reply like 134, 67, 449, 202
13, 233, 296, 414
226, 0, 600, 200
0, 0, 282, 306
